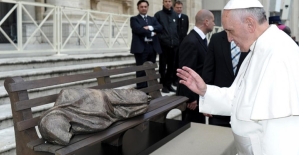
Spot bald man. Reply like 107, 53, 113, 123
176, 9, 215, 123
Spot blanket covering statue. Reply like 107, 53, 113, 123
38, 88, 149, 145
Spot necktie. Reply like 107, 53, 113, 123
144, 16, 148, 25
143, 15, 152, 41
203, 38, 208, 47
231, 41, 241, 75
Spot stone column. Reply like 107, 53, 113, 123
176, 0, 187, 15
131, 0, 139, 15
122, 0, 133, 14
188, 0, 203, 24
259, 0, 271, 20
45, 0, 91, 20
21, 0, 36, 21
288, 0, 299, 40
147, 0, 162, 16
44, 0, 91, 45
91, 0, 124, 14
46, 0, 90, 10
35, 0, 45, 21
19, 0, 39, 44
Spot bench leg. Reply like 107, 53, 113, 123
149, 113, 167, 123
102, 133, 124, 147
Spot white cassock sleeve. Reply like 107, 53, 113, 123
261, 116, 299, 155
198, 84, 235, 116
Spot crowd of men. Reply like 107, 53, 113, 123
130, 0, 236, 126
130, 0, 187, 92
130, 0, 201, 124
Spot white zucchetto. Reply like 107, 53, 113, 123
224, 0, 263, 10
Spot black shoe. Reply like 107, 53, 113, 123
161, 87, 170, 93
168, 86, 176, 92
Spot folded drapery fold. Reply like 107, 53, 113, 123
38, 88, 149, 145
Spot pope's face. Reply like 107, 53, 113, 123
222, 10, 251, 52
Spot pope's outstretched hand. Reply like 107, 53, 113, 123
176, 66, 207, 96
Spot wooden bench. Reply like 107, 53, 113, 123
4, 61, 189, 155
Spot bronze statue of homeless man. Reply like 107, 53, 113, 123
38, 88, 149, 145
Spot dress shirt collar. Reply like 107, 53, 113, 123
178, 14, 181, 18
193, 26, 206, 40
140, 14, 147, 18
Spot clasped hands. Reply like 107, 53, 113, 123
143, 26, 156, 36
187, 100, 197, 110
143, 26, 150, 30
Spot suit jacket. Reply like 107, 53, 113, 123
176, 29, 207, 103
202, 31, 248, 87
130, 14, 162, 54
177, 14, 189, 42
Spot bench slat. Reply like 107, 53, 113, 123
34, 144, 64, 154
27, 139, 46, 149
55, 96, 188, 155
9, 64, 157, 92
15, 75, 160, 111
15, 94, 58, 111
139, 84, 163, 93
17, 117, 40, 132
29, 96, 186, 154
91, 74, 161, 90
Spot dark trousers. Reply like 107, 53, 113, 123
159, 44, 176, 88
173, 46, 180, 85
134, 42, 156, 89
182, 106, 206, 124
209, 116, 231, 127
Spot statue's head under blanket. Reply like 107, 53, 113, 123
38, 88, 149, 145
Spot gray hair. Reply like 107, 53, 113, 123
230, 7, 267, 24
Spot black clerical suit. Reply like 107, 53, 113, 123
202, 31, 248, 127
176, 29, 207, 123
177, 14, 189, 43
173, 13, 189, 85
130, 14, 162, 89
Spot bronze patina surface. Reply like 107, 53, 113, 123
38, 88, 149, 145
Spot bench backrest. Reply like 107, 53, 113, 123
4, 61, 162, 155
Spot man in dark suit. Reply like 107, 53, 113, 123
176, 9, 215, 123
174, 1, 189, 43
173, 1, 189, 86
154, 0, 179, 93
130, 0, 162, 89
202, 31, 248, 127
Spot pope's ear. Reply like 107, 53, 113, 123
245, 17, 256, 33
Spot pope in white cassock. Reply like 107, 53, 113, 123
177, 0, 299, 155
